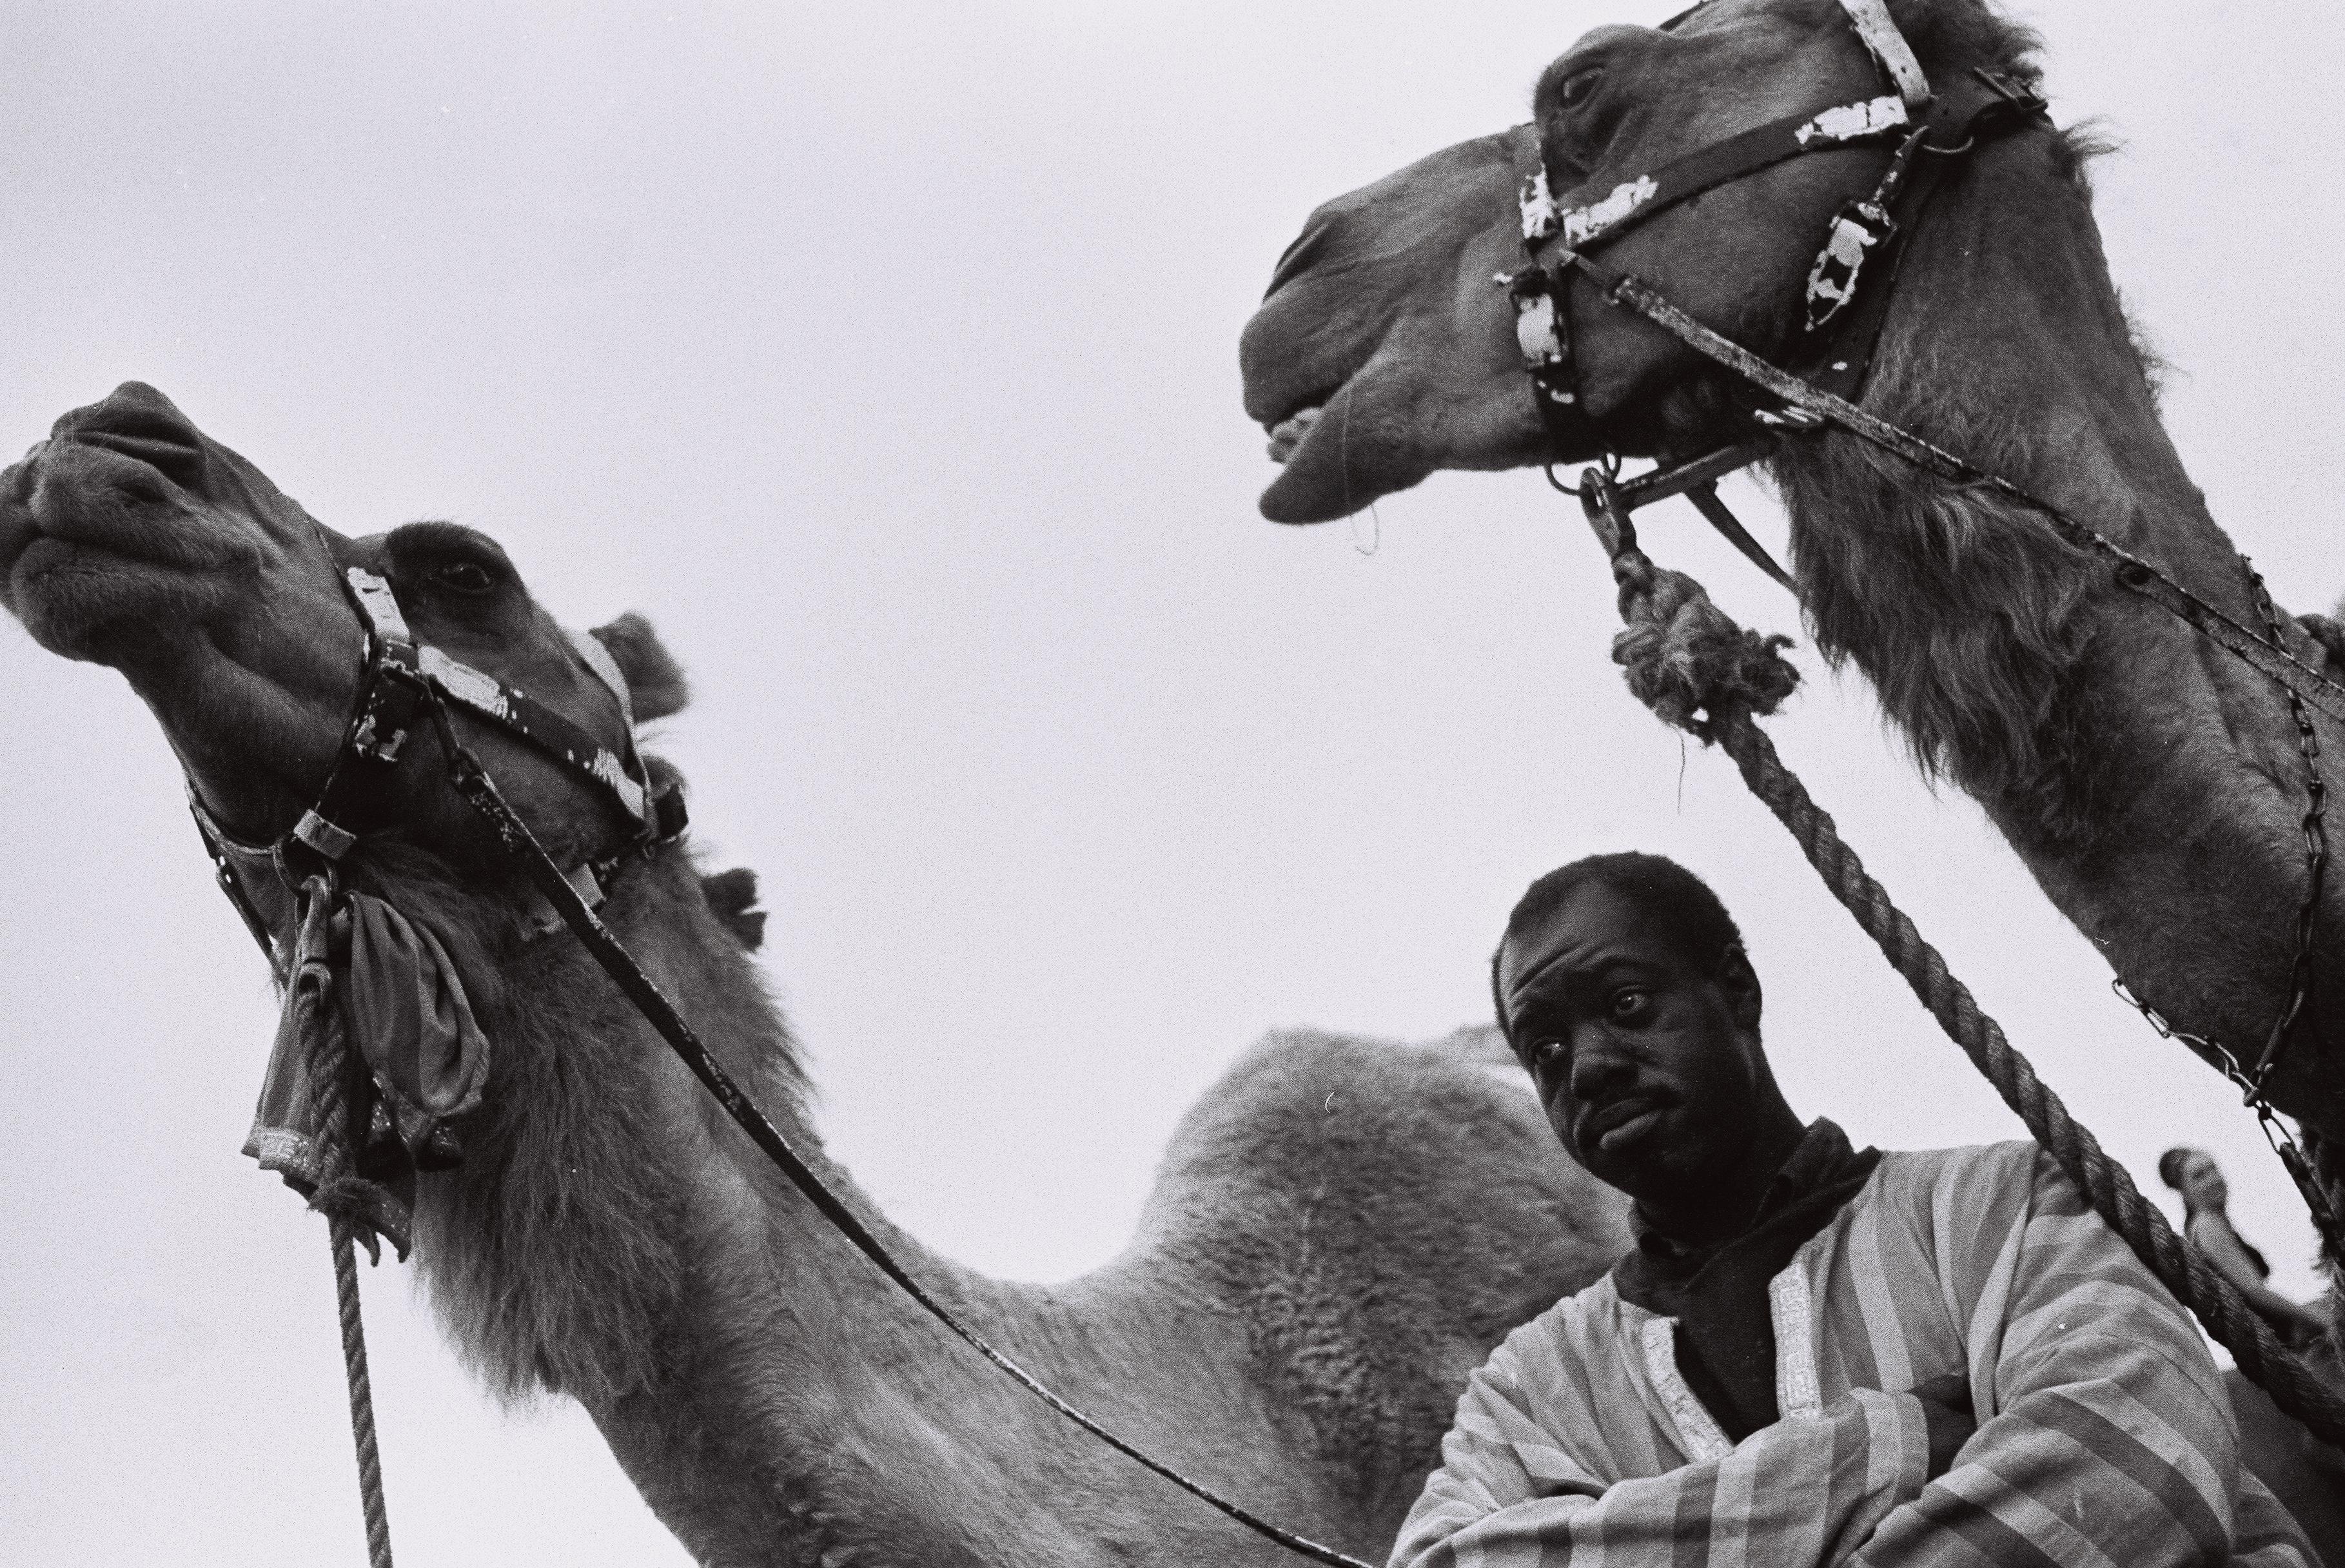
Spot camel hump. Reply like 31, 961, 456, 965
1124, 1027, 1624, 1510
1428, 1022, 1516, 1068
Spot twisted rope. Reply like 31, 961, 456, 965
1593, 525, 2345, 1447
291, 882, 397, 1568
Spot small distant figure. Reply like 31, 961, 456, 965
2161, 1146, 2329, 1346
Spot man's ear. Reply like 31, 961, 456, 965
589, 612, 690, 721
1718, 943, 1762, 1033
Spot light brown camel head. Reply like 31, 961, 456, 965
1240, 0, 2035, 524
0, 382, 689, 906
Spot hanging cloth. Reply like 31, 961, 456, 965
242, 890, 492, 1258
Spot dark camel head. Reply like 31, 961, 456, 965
0, 382, 687, 891
1239, 0, 2032, 524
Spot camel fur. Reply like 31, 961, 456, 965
0, 382, 1625, 1565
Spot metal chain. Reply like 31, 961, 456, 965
2108, 556, 2342, 1257
2244, 559, 2331, 1092
2111, 978, 2344, 1251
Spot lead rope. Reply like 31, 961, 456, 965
1578, 477, 2345, 1448
287, 877, 397, 1568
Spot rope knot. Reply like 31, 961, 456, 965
1610, 555, 1801, 736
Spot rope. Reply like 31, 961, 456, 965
291, 882, 397, 1568
1590, 515, 2345, 1448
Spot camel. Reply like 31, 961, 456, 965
1239, 0, 2345, 1147
0, 381, 1629, 1566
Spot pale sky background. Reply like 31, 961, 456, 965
5, 2, 2343, 1563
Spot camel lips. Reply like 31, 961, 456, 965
1265, 405, 1323, 465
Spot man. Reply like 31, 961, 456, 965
1391, 852, 2312, 1567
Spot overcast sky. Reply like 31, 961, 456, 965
6, 2, 2345, 1563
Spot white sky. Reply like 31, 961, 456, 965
5, 2, 2344, 1563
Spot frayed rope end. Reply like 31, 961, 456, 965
1611, 564, 1800, 736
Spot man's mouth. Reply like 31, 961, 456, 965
1579, 1095, 1667, 1154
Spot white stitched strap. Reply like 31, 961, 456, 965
1552, 174, 1660, 249
418, 645, 514, 721
1769, 1267, 1824, 1418
1639, 1315, 1734, 1461
565, 627, 636, 729
1794, 95, 1907, 147
1837, 0, 1930, 109
344, 567, 411, 642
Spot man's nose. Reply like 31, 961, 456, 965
1568, 1037, 1634, 1099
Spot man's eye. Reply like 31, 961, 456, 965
1529, 1038, 1568, 1072
1610, 989, 1649, 1021
431, 560, 497, 596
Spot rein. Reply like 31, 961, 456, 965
197, 560, 1383, 1567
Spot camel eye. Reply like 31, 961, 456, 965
430, 560, 498, 596
1559, 67, 1604, 108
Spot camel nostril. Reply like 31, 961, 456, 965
55, 382, 210, 490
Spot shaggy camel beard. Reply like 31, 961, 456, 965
1751, 120, 2345, 1135
346, 834, 988, 1561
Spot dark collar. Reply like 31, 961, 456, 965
1625, 1117, 1879, 1276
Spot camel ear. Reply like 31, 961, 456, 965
2303, 608, 2345, 676
701, 867, 767, 951
589, 612, 690, 721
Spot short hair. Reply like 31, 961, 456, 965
2157, 1147, 2199, 1191
1491, 852, 1745, 1044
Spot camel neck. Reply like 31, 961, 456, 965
1770, 121, 2249, 843
1764, 121, 2345, 1137
404, 853, 1058, 1563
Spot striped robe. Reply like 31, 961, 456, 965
1391, 1142, 2313, 1567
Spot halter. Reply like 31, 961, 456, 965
1504, 0, 2047, 587
189, 554, 688, 963
181, 545, 1393, 1568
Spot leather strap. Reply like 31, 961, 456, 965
1581, 257, 2345, 725
1837, 0, 1931, 110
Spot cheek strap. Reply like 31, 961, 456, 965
565, 626, 636, 730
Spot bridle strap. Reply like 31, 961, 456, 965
1661, 0, 1932, 109
341, 567, 658, 832
1507, 0, 2042, 591
423, 708, 1381, 1568
1838, 0, 1931, 110
1575, 253, 2345, 727
1520, 97, 1910, 253
191, 560, 687, 966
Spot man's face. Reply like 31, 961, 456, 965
1498, 879, 1765, 1204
